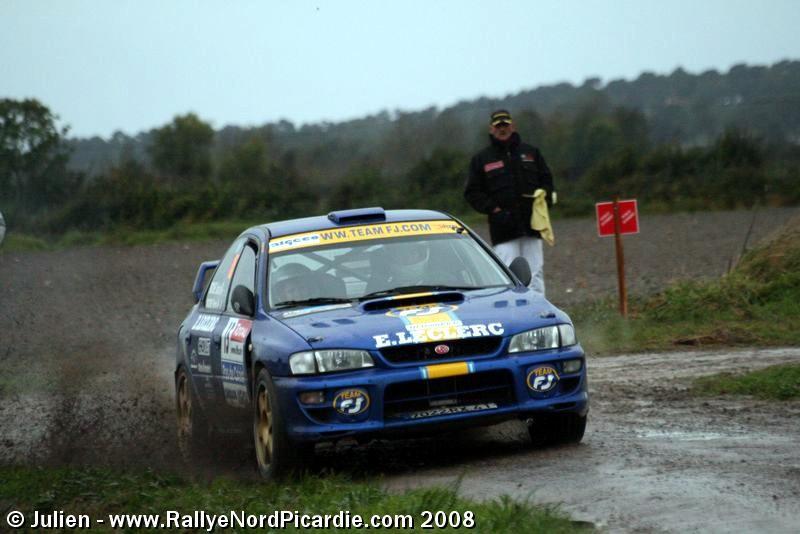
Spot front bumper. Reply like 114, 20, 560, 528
273, 345, 589, 442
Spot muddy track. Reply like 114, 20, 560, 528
385, 347, 800, 533
1, 207, 799, 531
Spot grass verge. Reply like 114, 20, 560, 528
0, 466, 584, 533
692, 364, 800, 400
569, 215, 800, 355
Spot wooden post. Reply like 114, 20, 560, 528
613, 197, 628, 317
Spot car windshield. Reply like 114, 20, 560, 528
267, 227, 512, 309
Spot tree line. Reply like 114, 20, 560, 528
1, 78, 799, 237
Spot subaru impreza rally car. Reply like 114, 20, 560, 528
175, 207, 588, 478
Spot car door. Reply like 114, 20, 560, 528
187, 237, 245, 417
214, 238, 259, 417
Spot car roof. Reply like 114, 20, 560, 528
256, 208, 454, 239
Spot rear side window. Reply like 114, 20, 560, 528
205, 238, 245, 311
227, 243, 257, 313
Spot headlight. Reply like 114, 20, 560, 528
508, 324, 577, 353
289, 350, 374, 375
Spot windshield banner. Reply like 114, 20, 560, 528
269, 220, 463, 253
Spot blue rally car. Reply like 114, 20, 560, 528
175, 208, 588, 478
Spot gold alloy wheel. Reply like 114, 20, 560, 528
255, 386, 273, 469
176, 372, 192, 452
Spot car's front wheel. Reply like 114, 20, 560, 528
252, 368, 313, 479
176, 366, 209, 461
528, 413, 587, 447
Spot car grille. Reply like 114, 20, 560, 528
379, 337, 502, 365
383, 369, 515, 420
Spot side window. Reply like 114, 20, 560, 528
227, 243, 257, 312
204, 238, 245, 311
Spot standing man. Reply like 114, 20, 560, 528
464, 110, 555, 296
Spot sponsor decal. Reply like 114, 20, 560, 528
484, 160, 505, 172
403, 402, 498, 420
333, 389, 370, 416
526, 366, 560, 393
208, 281, 225, 296
197, 337, 211, 357
222, 362, 246, 382
221, 318, 252, 407
192, 314, 218, 333
205, 281, 226, 309
269, 220, 463, 253
269, 233, 322, 252
521, 153, 535, 163
223, 386, 248, 407
190, 349, 212, 374
374, 304, 504, 348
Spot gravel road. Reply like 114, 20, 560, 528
1, 207, 799, 532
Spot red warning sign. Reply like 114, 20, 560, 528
596, 199, 639, 237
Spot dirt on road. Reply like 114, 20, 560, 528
1, 207, 799, 532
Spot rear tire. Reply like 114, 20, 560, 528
176, 366, 209, 461
528, 413, 587, 447
252, 368, 313, 479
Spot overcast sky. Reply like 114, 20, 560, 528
2, 0, 799, 138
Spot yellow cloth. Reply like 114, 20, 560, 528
529, 188, 554, 246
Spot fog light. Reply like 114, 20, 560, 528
299, 391, 326, 405
562, 359, 583, 374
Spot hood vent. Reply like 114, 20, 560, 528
362, 291, 464, 312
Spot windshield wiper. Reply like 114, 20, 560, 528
272, 297, 354, 310
360, 285, 479, 301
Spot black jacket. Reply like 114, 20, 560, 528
464, 132, 554, 245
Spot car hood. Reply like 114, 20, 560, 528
269, 287, 571, 351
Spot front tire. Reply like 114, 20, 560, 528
528, 413, 587, 447
253, 368, 313, 479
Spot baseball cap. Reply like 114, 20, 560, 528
490, 110, 513, 126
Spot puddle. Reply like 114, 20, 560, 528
638, 430, 734, 441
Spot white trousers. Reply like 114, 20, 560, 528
494, 236, 545, 296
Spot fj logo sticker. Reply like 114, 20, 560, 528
333, 389, 370, 416
527, 366, 559, 393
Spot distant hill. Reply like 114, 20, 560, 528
67, 60, 800, 179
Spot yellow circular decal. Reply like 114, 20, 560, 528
526, 366, 560, 393
333, 389, 370, 415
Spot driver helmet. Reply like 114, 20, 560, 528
392, 241, 431, 283
272, 263, 312, 303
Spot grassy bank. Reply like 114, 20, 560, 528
571, 216, 800, 355
691, 364, 800, 400
0, 467, 583, 533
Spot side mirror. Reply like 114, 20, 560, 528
231, 285, 255, 317
509, 257, 532, 287
193, 260, 220, 303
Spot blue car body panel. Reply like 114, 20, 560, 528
176, 208, 589, 441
